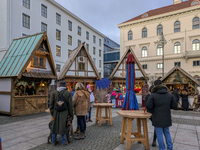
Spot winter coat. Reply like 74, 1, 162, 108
73, 89, 90, 116
180, 91, 189, 109
50, 89, 73, 135
146, 85, 177, 128
172, 90, 179, 102
145, 94, 153, 114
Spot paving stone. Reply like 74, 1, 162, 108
181, 115, 194, 119
194, 116, 200, 120
178, 124, 196, 130
173, 143, 199, 150
25, 129, 49, 139
27, 136, 48, 145
3, 142, 37, 150
196, 126, 200, 133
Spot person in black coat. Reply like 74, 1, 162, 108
172, 88, 179, 110
180, 89, 189, 111
145, 85, 157, 147
146, 80, 177, 150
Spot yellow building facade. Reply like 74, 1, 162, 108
118, 0, 200, 80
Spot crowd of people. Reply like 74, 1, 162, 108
49, 81, 95, 146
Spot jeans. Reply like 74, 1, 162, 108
77, 116, 86, 133
52, 133, 66, 144
77, 116, 80, 128
86, 107, 92, 118
155, 127, 173, 150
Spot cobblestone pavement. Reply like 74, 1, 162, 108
1, 108, 200, 150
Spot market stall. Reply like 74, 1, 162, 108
0, 32, 57, 116
109, 47, 148, 105
161, 66, 200, 109
58, 42, 101, 92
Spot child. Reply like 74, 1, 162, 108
105, 92, 111, 103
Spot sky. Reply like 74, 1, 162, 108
55, 0, 188, 45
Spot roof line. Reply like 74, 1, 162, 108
47, 0, 106, 38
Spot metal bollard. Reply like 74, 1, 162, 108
0, 137, 2, 150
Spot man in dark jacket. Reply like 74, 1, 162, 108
146, 80, 177, 150
50, 81, 73, 146
172, 88, 179, 110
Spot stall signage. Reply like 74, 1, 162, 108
142, 84, 149, 107
120, 73, 126, 76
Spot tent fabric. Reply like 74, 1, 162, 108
96, 78, 111, 89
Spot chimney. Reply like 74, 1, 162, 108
174, 0, 182, 4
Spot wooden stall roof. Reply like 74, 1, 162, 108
58, 42, 101, 80
109, 47, 147, 80
161, 66, 200, 85
0, 32, 57, 79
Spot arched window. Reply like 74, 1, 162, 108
128, 31, 132, 40
157, 25, 163, 35
192, 39, 200, 51
174, 21, 180, 32
157, 45, 163, 55
141, 46, 147, 57
192, 1, 199, 5
174, 42, 181, 54
142, 14, 148, 18
142, 27, 147, 38
193, 17, 199, 29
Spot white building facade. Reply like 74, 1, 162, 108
118, 0, 200, 79
0, 0, 105, 77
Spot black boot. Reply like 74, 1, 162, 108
152, 130, 156, 147
89, 117, 93, 122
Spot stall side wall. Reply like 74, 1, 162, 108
0, 78, 11, 112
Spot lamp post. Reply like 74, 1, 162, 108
158, 33, 167, 77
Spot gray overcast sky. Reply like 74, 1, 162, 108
55, 0, 187, 45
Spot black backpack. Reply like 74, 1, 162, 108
54, 90, 67, 112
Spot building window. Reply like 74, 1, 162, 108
141, 46, 147, 57
193, 17, 199, 29
23, 0, 30, 9
174, 62, 181, 67
56, 64, 61, 72
174, 21, 180, 32
193, 61, 200, 66
192, 1, 199, 5
68, 35, 72, 45
41, 22, 47, 32
93, 35, 96, 43
99, 49, 101, 57
86, 31, 89, 40
157, 25, 163, 35
78, 63, 85, 71
68, 20, 72, 31
99, 39, 102, 46
174, 42, 181, 54
142, 13, 148, 18
68, 49, 72, 57
128, 31, 133, 40
56, 13, 61, 25
56, 29, 61, 41
31, 56, 46, 68
22, 13, 30, 29
157, 45, 163, 55
78, 26, 81, 36
93, 58, 96, 65
157, 63, 163, 69
99, 60, 101, 68
41, 4, 47, 18
78, 40, 81, 46
86, 44, 89, 51
193, 39, 200, 51
99, 72, 101, 77
93, 47, 96, 55
142, 27, 147, 38
142, 64, 147, 69
56, 46, 61, 57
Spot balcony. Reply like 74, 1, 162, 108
184, 50, 200, 59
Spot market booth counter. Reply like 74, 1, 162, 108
58, 42, 101, 92
161, 66, 200, 110
0, 32, 57, 116
109, 47, 148, 105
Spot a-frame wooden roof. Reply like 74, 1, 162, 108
58, 42, 101, 80
161, 65, 200, 85
109, 47, 147, 80
0, 32, 57, 79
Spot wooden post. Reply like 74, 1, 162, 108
95, 106, 99, 124
109, 106, 113, 126
126, 118, 132, 150
105, 106, 108, 123
99, 107, 103, 127
142, 118, 150, 150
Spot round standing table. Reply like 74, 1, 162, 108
93, 103, 114, 127
117, 110, 151, 150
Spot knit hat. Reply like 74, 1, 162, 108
86, 85, 91, 89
